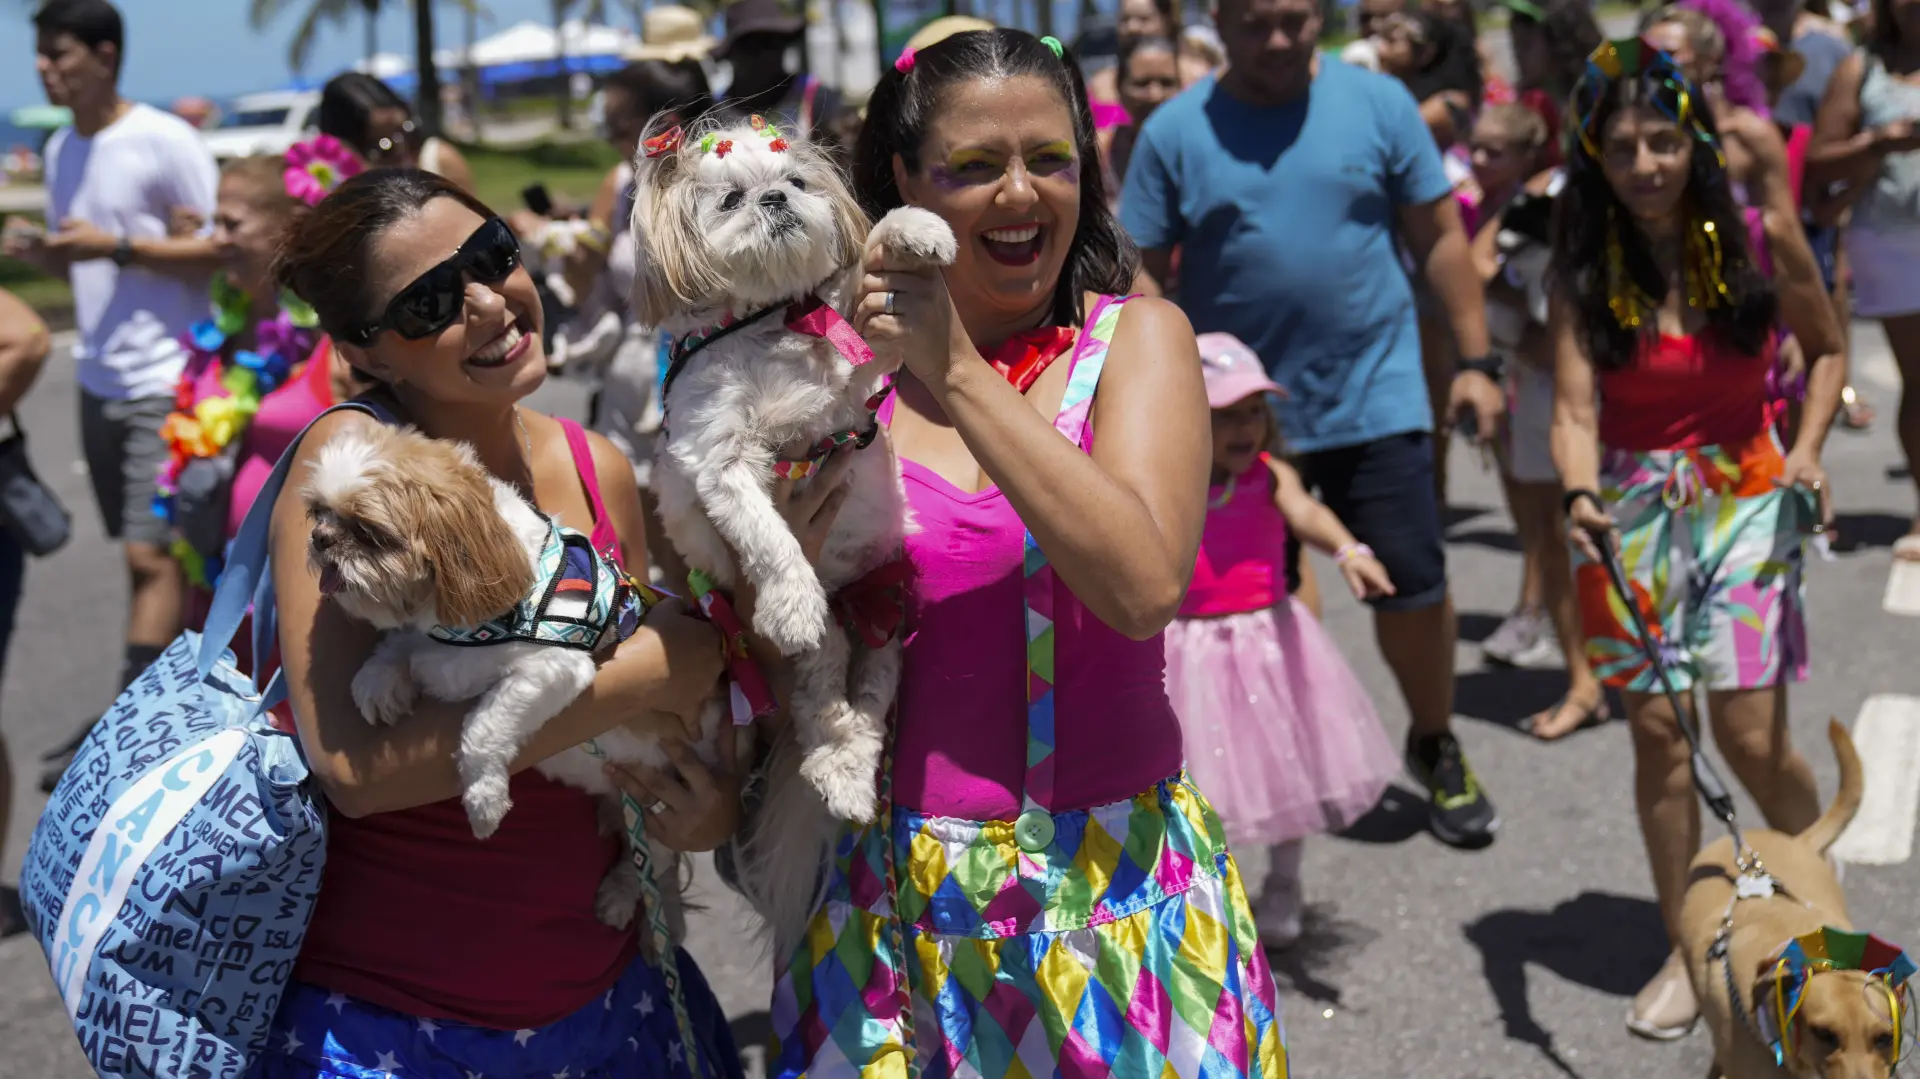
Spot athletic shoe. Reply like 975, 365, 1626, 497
1406, 732, 1499, 848
1506, 628, 1564, 670
1481, 608, 1545, 666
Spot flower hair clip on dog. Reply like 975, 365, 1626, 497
643, 125, 684, 158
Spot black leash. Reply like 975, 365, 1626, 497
1570, 491, 1747, 854
658, 301, 787, 425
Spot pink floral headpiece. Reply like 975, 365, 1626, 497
284, 135, 363, 206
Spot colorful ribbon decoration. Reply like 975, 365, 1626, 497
831, 557, 913, 649
1763, 926, 1917, 1067
685, 569, 779, 724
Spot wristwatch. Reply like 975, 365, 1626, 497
1456, 352, 1505, 381
111, 237, 134, 268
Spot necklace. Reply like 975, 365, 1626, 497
1209, 474, 1236, 509
513, 407, 534, 492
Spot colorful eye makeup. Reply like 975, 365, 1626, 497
927, 143, 1081, 190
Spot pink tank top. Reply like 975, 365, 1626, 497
294, 417, 635, 1029
1181, 458, 1289, 618
885, 306, 1184, 821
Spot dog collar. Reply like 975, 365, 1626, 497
428, 520, 645, 651
661, 293, 875, 425
772, 382, 895, 479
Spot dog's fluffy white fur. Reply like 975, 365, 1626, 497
632, 119, 955, 952
303, 423, 699, 940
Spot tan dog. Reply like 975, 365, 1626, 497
1680, 720, 1903, 1079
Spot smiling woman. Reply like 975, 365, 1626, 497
759, 26, 1288, 1079
247, 167, 745, 1079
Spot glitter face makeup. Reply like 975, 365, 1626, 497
927, 142, 1081, 190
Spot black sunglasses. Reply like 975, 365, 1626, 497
346, 218, 521, 346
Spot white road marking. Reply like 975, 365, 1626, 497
1885, 559, 1920, 617
1833, 695, 1920, 866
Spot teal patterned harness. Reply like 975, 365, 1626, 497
427, 520, 642, 651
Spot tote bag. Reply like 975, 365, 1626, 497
19, 401, 381, 1079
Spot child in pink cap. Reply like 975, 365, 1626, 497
1165, 333, 1403, 948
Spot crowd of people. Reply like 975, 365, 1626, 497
3, 0, 1919, 1073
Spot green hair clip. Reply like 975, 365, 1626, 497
1041, 35, 1065, 59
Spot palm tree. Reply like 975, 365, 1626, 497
248, 0, 384, 73
414, 0, 445, 137
552, 0, 609, 129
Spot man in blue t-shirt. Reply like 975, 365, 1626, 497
1121, 0, 1503, 851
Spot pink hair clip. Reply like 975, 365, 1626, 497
895, 47, 917, 74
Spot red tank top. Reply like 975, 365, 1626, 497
1597, 331, 1775, 452
293, 418, 638, 1029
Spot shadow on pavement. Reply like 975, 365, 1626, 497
1443, 504, 1494, 531
1457, 609, 1507, 644
1463, 891, 1668, 1079
1455, 667, 1571, 730
1448, 528, 1524, 555
1831, 512, 1914, 552
1266, 902, 1379, 1005
1334, 784, 1427, 845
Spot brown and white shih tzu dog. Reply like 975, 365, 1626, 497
631, 116, 955, 952
304, 422, 701, 934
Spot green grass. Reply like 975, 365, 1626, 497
463, 139, 621, 216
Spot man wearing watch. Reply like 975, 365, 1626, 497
3, 0, 219, 785
1121, 0, 1505, 849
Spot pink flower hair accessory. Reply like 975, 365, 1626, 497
895, 47, 917, 74
283, 134, 362, 206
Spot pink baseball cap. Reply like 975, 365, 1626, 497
1197, 333, 1287, 409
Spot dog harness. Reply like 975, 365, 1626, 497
428, 520, 643, 651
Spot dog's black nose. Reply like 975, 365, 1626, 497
759, 189, 788, 207
311, 529, 336, 553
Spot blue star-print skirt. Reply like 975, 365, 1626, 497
247, 950, 741, 1079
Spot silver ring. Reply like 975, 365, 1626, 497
1810, 480, 1824, 491
883, 290, 897, 316
646, 799, 668, 815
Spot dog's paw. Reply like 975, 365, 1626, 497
461, 776, 513, 840
751, 579, 830, 655
351, 662, 417, 726
800, 740, 881, 823
870, 206, 958, 268
594, 861, 642, 931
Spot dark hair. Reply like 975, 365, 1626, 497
1399, 12, 1484, 104
1549, 66, 1776, 370
603, 59, 713, 122
854, 28, 1140, 328
1869, 0, 1906, 59
318, 72, 413, 158
1117, 33, 1180, 85
33, 0, 124, 76
1512, 0, 1605, 95
274, 168, 498, 344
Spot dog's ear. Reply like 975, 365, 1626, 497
1752, 956, 1809, 1063
630, 118, 726, 326
795, 140, 870, 267
404, 441, 535, 629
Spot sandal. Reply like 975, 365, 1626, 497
1839, 386, 1875, 431
1522, 694, 1611, 742
1896, 533, 1920, 564
1626, 952, 1699, 1041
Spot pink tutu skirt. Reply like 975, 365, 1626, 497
1164, 599, 1399, 847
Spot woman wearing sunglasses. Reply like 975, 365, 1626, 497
250, 168, 754, 1079
318, 72, 475, 194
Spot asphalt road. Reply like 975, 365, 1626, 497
1, 317, 1916, 1079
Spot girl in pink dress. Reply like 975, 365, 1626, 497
1164, 334, 1402, 948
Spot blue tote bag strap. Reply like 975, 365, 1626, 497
195, 399, 396, 694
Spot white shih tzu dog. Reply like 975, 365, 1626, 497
631, 117, 954, 948
304, 422, 699, 937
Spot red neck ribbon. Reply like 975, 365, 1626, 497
980, 326, 1078, 393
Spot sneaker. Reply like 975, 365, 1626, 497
1406, 732, 1499, 848
1506, 627, 1564, 670
1481, 608, 1545, 666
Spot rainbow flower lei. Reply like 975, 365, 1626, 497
156, 273, 320, 588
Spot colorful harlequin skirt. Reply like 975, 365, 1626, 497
247, 951, 740, 1079
768, 773, 1288, 1079
1575, 428, 1815, 694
